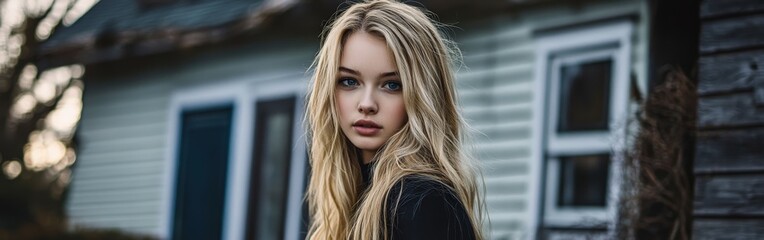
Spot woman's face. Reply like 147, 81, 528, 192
335, 31, 407, 163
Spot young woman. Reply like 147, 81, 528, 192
305, 1, 485, 239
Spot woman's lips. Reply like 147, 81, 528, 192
353, 119, 381, 136
353, 126, 381, 136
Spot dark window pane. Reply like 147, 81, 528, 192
557, 59, 612, 132
173, 106, 233, 240
136, 0, 177, 10
246, 97, 296, 240
557, 154, 610, 207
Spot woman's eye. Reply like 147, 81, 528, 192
383, 81, 402, 91
338, 78, 358, 87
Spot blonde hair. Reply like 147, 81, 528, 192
305, 1, 485, 239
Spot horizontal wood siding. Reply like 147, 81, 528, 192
698, 92, 764, 128
457, 24, 534, 239
693, 219, 764, 240
455, 1, 646, 238
694, 174, 764, 216
697, 49, 764, 96
694, 0, 764, 238
69, 77, 170, 233
700, 13, 764, 54
695, 128, 764, 173
68, 42, 315, 236
700, 0, 764, 18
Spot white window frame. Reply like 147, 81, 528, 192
530, 20, 632, 230
159, 73, 308, 240
246, 77, 308, 240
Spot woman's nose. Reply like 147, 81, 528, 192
358, 89, 378, 114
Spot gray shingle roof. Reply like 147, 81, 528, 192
39, 0, 543, 66
43, 0, 265, 51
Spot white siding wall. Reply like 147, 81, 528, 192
455, 1, 647, 239
67, 42, 316, 236
457, 25, 535, 240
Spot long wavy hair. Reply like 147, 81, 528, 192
305, 1, 485, 239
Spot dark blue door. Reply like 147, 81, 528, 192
172, 106, 233, 240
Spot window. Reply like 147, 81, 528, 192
163, 78, 308, 240
245, 97, 297, 240
533, 20, 632, 229
171, 106, 233, 240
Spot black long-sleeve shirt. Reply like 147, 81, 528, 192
360, 161, 476, 240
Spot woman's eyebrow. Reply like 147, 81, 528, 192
339, 66, 398, 78
379, 71, 398, 78
339, 67, 359, 75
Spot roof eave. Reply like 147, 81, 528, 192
39, 0, 299, 68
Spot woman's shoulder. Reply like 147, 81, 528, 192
385, 174, 476, 239
387, 175, 457, 202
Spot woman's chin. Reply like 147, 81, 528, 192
349, 139, 383, 153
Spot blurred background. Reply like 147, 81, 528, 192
1, 0, 762, 239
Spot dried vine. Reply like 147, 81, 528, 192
619, 66, 696, 240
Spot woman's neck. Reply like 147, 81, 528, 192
362, 150, 376, 164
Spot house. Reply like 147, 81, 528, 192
39, 0, 717, 239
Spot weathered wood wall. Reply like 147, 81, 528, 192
694, 0, 764, 238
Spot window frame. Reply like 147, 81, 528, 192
546, 49, 617, 153
160, 75, 308, 240
530, 20, 633, 230
245, 81, 307, 240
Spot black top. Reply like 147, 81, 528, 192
360, 162, 476, 240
